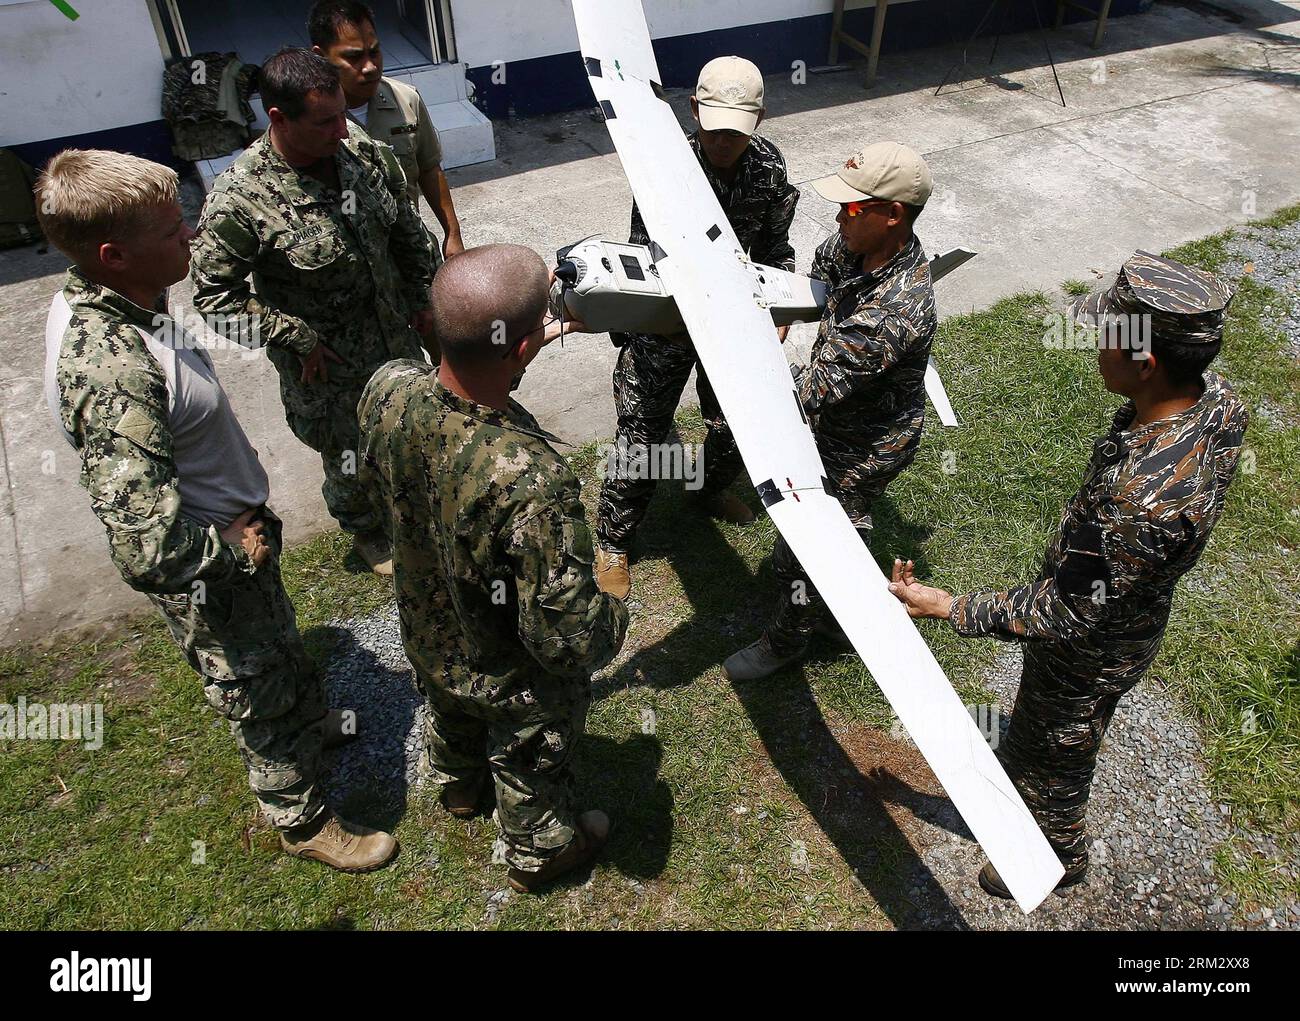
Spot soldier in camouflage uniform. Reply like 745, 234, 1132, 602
889, 251, 1248, 898
189, 48, 434, 576
724, 142, 937, 681
359, 245, 627, 891
37, 148, 395, 872
593, 56, 800, 599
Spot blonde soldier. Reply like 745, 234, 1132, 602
310, 0, 464, 275
38, 149, 394, 872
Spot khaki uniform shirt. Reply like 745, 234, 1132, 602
350, 77, 443, 214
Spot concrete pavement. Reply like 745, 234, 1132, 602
2, 0, 1298, 638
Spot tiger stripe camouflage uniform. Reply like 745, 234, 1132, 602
594, 131, 799, 552
189, 121, 433, 536
358, 360, 628, 872
950, 253, 1247, 873
766, 231, 937, 655
50, 269, 326, 831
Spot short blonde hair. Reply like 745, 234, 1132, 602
35, 149, 179, 263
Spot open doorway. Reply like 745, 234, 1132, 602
156, 0, 454, 68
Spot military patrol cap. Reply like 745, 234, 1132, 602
1069, 251, 1234, 346
812, 141, 933, 207
696, 56, 764, 135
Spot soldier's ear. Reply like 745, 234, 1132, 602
690, 97, 701, 124
97, 241, 128, 273
512, 332, 541, 369
1134, 348, 1159, 382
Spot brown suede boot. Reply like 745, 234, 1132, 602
697, 490, 756, 525
280, 812, 398, 872
354, 531, 393, 576
441, 775, 488, 819
321, 708, 359, 751
595, 547, 631, 599
506, 810, 610, 894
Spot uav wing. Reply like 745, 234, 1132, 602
572, 0, 1064, 912
925, 248, 976, 428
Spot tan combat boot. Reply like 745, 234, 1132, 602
595, 547, 631, 599
697, 490, 756, 525
506, 810, 610, 894
280, 812, 398, 872
354, 531, 393, 576
722, 634, 804, 682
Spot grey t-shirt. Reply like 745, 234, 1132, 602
44, 292, 269, 529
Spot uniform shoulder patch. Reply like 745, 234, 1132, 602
110, 404, 169, 459
204, 205, 259, 260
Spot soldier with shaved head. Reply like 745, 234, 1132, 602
359, 244, 627, 892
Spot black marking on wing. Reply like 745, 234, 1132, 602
756, 479, 784, 507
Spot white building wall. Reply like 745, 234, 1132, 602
0, 0, 164, 147
450, 0, 879, 68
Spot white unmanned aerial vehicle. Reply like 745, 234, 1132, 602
566, 0, 1065, 912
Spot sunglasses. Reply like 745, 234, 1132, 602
841, 199, 888, 218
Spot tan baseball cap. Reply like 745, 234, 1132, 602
695, 56, 764, 135
812, 141, 933, 207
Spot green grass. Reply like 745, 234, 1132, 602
2, 210, 1297, 928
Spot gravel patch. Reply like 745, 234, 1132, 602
315, 602, 1297, 930
901, 646, 1299, 931
318, 605, 430, 823
1222, 216, 1300, 363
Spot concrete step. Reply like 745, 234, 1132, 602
426, 97, 496, 168
390, 62, 468, 105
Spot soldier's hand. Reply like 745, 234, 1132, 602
301, 342, 343, 385
221, 509, 271, 569
410, 308, 435, 337
888, 558, 953, 620
543, 316, 588, 345
443, 233, 465, 258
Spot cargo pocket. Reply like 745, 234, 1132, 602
281, 230, 348, 272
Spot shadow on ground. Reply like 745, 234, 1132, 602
599, 468, 972, 928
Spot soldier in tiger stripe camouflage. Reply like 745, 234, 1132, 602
593, 56, 800, 600
724, 141, 937, 682
888, 251, 1248, 899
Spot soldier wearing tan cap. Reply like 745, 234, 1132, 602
725, 141, 939, 681
593, 56, 800, 599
